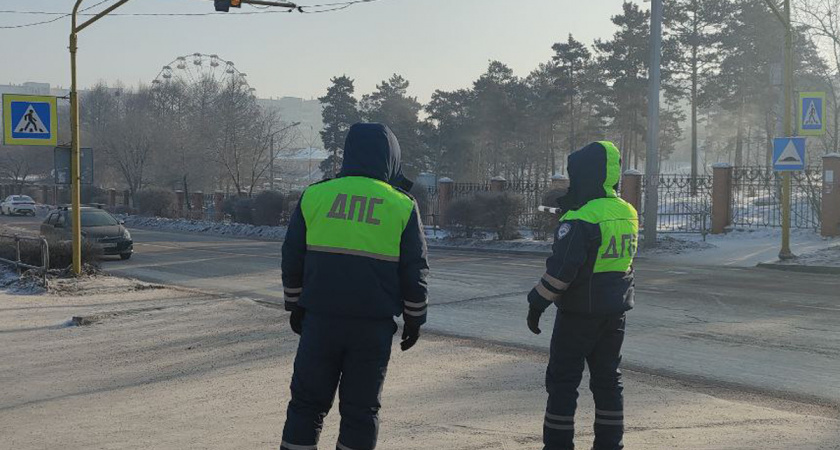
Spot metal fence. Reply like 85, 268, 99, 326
0, 233, 50, 282
641, 174, 713, 234
731, 166, 822, 230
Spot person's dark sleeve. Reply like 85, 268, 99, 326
281, 200, 307, 312
399, 204, 430, 326
527, 219, 590, 312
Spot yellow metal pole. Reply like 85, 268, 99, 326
70, 1, 84, 275
68, 0, 133, 275
780, 0, 794, 260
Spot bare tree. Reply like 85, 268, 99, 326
797, 0, 840, 152
0, 147, 51, 191
91, 86, 160, 203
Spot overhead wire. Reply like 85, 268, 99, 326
0, 0, 114, 29
0, 0, 383, 28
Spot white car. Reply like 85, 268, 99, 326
0, 195, 37, 216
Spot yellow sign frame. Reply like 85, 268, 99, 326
2, 94, 58, 146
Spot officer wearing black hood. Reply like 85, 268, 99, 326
527, 141, 638, 450
280, 123, 429, 450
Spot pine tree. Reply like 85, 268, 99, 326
360, 74, 424, 176
596, 2, 653, 170
319, 76, 360, 178
664, 0, 731, 182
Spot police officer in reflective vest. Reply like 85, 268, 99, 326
280, 123, 429, 450
526, 141, 638, 450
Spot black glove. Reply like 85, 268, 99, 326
290, 309, 305, 336
527, 306, 544, 335
400, 322, 421, 351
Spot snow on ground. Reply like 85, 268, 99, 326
775, 244, 840, 268
122, 215, 838, 267
0, 266, 46, 295
2, 281, 838, 449
647, 228, 838, 267
123, 215, 288, 241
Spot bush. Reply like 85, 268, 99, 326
531, 213, 559, 241
135, 188, 177, 218
542, 187, 569, 209
445, 197, 483, 238
283, 191, 303, 211
252, 191, 284, 226
473, 192, 524, 240
530, 187, 567, 241
223, 197, 254, 225
0, 236, 102, 270
82, 186, 110, 205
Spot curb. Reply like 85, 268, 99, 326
756, 262, 840, 275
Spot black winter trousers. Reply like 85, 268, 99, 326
544, 310, 626, 450
281, 313, 396, 450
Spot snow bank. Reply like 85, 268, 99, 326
0, 267, 46, 295
775, 245, 840, 268
123, 216, 288, 241
646, 228, 838, 267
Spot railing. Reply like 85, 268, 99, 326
0, 233, 50, 283
641, 174, 713, 234
731, 166, 822, 230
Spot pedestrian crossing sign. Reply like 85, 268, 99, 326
799, 92, 826, 136
2, 94, 58, 146
773, 137, 806, 171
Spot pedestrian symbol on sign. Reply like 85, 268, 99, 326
2, 94, 58, 146
803, 100, 821, 127
14, 105, 48, 134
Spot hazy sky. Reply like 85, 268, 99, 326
0, 0, 629, 102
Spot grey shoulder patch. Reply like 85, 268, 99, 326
557, 222, 572, 240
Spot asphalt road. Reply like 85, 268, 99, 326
2, 214, 839, 411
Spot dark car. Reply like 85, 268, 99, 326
40, 206, 134, 260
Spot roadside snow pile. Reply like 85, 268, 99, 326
776, 245, 840, 268
429, 237, 552, 253
640, 235, 716, 255
0, 267, 46, 295
123, 216, 288, 241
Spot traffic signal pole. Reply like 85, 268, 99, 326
67, 0, 297, 275
70, 0, 133, 275
763, 0, 794, 259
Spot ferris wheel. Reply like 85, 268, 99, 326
151, 53, 255, 94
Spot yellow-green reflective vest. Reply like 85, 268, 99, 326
561, 197, 639, 273
301, 176, 415, 262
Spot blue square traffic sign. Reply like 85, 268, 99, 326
799, 92, 826, 136
773, 137, 806, 171
2, 94, 58, 146
10, 100, 52, 139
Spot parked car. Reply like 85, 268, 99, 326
40, 206, 134, 260
0, 195, 37, 216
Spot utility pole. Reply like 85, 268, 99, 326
644, 0, 663, 249
67, 0, 297, 274
763, 0, 794, 259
